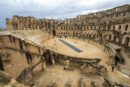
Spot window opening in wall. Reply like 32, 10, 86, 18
19, 39, 23, 49
9, 35, 12, 43
113, 26, 115, 30
125, 37, 129, 46
118, 25, 121, 30
125, 25, 128, 31
12, 36, 15, 42
25, 52, 32, 64
99, 26, 100, 30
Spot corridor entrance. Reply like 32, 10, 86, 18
0, 56, 4, 71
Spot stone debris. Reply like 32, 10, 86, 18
0, 71, 11, 84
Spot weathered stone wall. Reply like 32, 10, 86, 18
0, 35, 45, 79
5, 4, 130, 47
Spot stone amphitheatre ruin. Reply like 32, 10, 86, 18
0, 4, 130, 87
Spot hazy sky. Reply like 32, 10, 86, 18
0, 0, 130, 28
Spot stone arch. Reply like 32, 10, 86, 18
52, 29, 56, 36
76, 32, 78, 37
125, 24, 128, 31
118, 25, 121, 30
108, 34, 112, 41
99, 26, 100, 30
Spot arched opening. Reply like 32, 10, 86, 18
118, 25, 121, 30
93, 34, 96, 38
114, 55, 121, 66
113, 35, 116, 41
0, 56, 4, 71
52, 29, 56, 36
113, 26, 115, 30
76, 32, 78, 37
99, 26, 100, 30
125, 25, 128, 31
43, 50, 53, 64
99, 34, 103, 43
115, 49, 125, 65
108, 35, 112, 41
125, 37, 129, 46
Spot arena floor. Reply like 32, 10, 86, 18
42, 37, 109, 66
33, 65, 104, 87
41, 37, 130, 86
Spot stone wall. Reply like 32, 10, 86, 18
5, 4, 130, 47
0, 35, 46, 79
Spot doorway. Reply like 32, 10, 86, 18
0, 56, 4, 71
52, 29, 56, 36
125, 37, 129, 46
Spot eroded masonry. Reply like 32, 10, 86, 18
0, 4, 130, 87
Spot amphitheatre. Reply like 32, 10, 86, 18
0, 4, 130, 87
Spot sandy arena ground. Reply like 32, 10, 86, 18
33, 65, 104, 87
41, 37, 130, 86
42, 37, 109, 66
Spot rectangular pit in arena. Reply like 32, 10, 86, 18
59, 39, 82, 52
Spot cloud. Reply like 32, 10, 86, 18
0, 0, 130, 28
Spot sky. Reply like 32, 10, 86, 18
0, 0, 130, 28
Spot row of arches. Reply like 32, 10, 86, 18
59, 24, 129, 31
59, 31, 130, 46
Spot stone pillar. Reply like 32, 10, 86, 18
42, 61, 46, 71
51, 51, 55, 65
64, 60, 70, 67
6, 18, 12, 30
12, 16, 19, 30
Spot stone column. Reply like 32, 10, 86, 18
42, 61, 46, 71
50, 51, 55, 65
6, 18, 12, 30
64, 59, 70, 67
